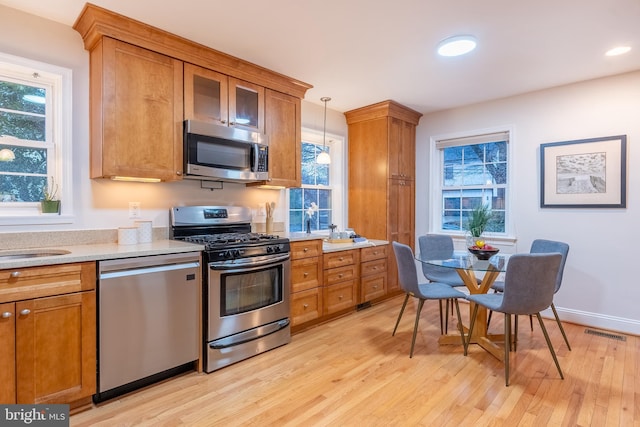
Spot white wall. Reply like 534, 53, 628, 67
0, 5, 347, 233
416, 71, 640, 335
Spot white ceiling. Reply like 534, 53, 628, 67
2, 0, 640, 114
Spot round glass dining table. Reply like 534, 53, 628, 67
416, 251, 511, 361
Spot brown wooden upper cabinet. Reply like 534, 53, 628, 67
74, 3, 311, 184
184, 63, 265, 133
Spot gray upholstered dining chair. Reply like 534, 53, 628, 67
489, 239, 571, 350
418, 234, 479, 334
392, 242, 467, 358
465, 253, 564, 386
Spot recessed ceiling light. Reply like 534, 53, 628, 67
437, 35, 477, 57
605, 46, 631, 56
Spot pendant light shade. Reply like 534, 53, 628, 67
317, 97, 331, 164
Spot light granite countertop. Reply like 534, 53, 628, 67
286, 232, 388, 253
0, 240, 205, 269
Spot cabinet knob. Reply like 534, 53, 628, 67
1, 312, 12, 318
339, 257, 344, 261
176, 171, 182, 176
373, 285, 378, 289
338, 274, 343, 279
10, 271, 20, 278
303, 248, 309, 252
220, 119, 227, 124
338, 295, 343, 300
20, 309, 31, 316
303, 304, 309, 309
373, 266, 378, 270
303, 272, 309, 277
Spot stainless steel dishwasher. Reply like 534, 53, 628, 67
96, 252, 201, 402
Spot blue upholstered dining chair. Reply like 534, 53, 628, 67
465, 253, 564, 386
489, 239, 571, 350
391, 242, 467, 358
418, 234, 479, 334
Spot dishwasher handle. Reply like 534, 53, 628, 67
99, 261, 200, 280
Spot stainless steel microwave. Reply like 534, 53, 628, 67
184, 120, 269, 183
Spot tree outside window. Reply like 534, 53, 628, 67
289, 142, 332, 232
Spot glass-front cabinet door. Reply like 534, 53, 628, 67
184, 64, 264, 133
184, 63, 228, 125
229, 77, 264, 133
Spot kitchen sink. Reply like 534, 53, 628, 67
0, 249, 71, 260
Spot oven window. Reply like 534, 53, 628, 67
221, 265, 282, 316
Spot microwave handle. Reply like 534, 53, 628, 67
251, 143, 258, 172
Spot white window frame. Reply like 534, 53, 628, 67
0, 51, 73, 225
287, 128, 346, 234
429, 125, 515, 242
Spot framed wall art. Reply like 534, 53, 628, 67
540, 135, 627, 208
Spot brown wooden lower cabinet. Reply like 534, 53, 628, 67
0, 262, 96, 411
291, 242, 390, 333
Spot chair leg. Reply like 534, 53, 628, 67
504, 313, 511, 386
529, 314, 534, 331
393, 293, 410, 336
464, 303, 480, 355
410, 299, 425, 358
551, 303, 572, 350
444, 299, 450, 334
535, 313, 564, 380
438, 300, 444, 335
452, 299, 466, 356
487, 309, 493, 329
513, 315, 518, 352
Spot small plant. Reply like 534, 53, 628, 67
466, 204, 492, 237
42, 176, 59, 201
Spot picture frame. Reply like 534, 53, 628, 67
540, 135, 627, 208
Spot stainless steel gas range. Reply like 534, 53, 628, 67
170, 205, 291, 373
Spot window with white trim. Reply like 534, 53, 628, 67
0, 52, 72, 220
288, 129, 345, 233
435, 130, 509, 235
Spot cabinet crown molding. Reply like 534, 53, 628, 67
344, 100, 423, 125
73, 3, 312, 99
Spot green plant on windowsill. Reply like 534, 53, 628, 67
41, 176, 60, 214
465, 204, 492, 238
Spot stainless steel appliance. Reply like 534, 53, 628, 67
170, 205, 291, 373
95, 252, 201, 402
184, 120, 269, 183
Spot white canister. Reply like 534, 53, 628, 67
135, 220, 153, 243
118, 227, 138, 245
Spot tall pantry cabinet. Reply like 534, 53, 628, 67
345, 100, 422, 293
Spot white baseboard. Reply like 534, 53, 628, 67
548, 306, 640, 337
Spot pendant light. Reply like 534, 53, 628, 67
317, 97, 331, 164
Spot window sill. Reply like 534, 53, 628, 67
0, 214, 75, 226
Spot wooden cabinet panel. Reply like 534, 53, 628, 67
0, 301, 16, 404
92, 37, 184, 181
361, 259, 386, 277
16, 291, 96, 405
324, 280, 357, 315
324, 265, 358, 286
323, 250, 359, 270
291, 257, 322, 293
253, 89, 301, 187
291, 288, 322, 326
0, 262, 95, 304
290, 240, 322, 260
360, 245, 388, 263
361, 273, 386, 302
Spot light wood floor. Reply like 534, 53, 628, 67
71, 296, 639, 426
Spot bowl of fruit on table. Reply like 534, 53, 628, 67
468, 241, 499, 260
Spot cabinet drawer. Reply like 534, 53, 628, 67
361, 258, 387, 277
324, 264, 358, 286
291, 288, 322, 326
0, 262, 96, 304
323, 250, 359, 269
324, 280, 356, 315
361, 245, 388, 262
291, 257, 321, 293
361, 273, 386, 302
290, 240, 323, 260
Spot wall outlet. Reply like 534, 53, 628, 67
129, 201, 141, 219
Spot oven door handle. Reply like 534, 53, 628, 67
209, 253, 290, 271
